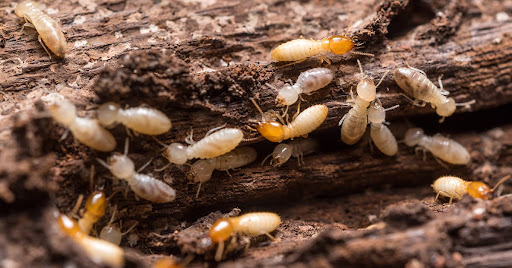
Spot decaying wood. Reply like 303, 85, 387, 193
1, 0, 512, 267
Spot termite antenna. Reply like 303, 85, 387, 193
350, 51, 374, 57
89, 165, 95, 192
250, 98, 265, 118
121, 221, 138, 235
123, 137, 130, 155
456, 99, 476, 108
261, 153, 273, 166
375, 70, 390, 88
137, 158, 153, 173
357, 59, 364, 78
152, 136, 168, 148
96, 158, 110, 170
491, 175, 511, 192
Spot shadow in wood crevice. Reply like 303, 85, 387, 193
386, 0, 436, 39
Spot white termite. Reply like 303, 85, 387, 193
156, 127, 244, 166
48, 98, 117, 152
262, 138, 319, 167
404, 128, 470, 165
339, 60, 388, 145
100, 205, 138, 245
367, 100, 399, 156
97, 139, 176, 203
97, 102, 172, 135
16, 0, 67, 58
272, 67, 334, 106
393, 67, 475, 122
187, 146, 258, 197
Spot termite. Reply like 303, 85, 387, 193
16, 0, 67, 58
100, 205, 138, 245
339, 61, 388, 145
48, 98, 117, 152
270, 35, 370, 64
155, 127, 244, 166
97, 139, 176, 203
57, 214, 124, 267
250, 98, 328, 143
432, 175, 511, 205
97, 102, 172, 136
187, 146, 257, 197
78, 190, 106, 235
261, 138, 319, 167
208, 212, 281, 261
393, 67, 475, 122
367, 100, 399, 156
404, 128, 470, 165
271, 67, 334, 106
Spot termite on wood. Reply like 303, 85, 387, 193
97, 102, 172, 135
16, 0, 67, 58
48, 98, 117, 152
155, 127, 244, 167
208, 212, 281, 261
393, 67, 475, 122
100, 205, 138, 245
271, 67, 334, 106
187, 146, 257, 197
432, 175, 511, 205
271, 35, 370, 64
340, 61, 388, 145
250, 98, 328, 143
367, 100, 398, 156
404, 128, 470, 165
97, 139, 176, 203
262, 138, 319, 167
57, 214, 124, 267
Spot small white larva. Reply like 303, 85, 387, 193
187, 146, 257, 197
393, 67, 474, 122
262, 138, 319, 167
274, 67, 334, 106
158, 127, 244, 165
251, 99, 328, 143
404, 128, 470, 165
340, 61, 387, 145
16, 0, 67, 58
97, 141, 176, 203
48, 98, 117, 152
97, 102, 172, 135
208, 212, 281, 261
367, 101, 398, 156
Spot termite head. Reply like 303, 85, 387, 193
85, 191, 107, 218
368, 101, 385, 124
49, 99, 76, 126
187, 160, 214, 183
277, 85, 299, 106
100, 225, 122, 245
250, 98, 285, 142
356, 78, 376, 102
97, 102, 121, 127
109, 153, 135, 179
208, 218, 234, 243
466, 181, 492, 200
163, 143, 188, 165
436, 97, 456, 117
328, 35, 355, 55
15, 0, 38, 17
404, 128, 424, 147
57, 214, 83, 238
270, 144, 292, 167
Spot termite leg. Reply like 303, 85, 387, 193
318, 55, 331, 66
224, 169, 232, 178
434, 192, 440, 203
291, 100, 302, 122
59, 129, 70, 141
154, 163, 171, 172
185, 128, 196, 145
276, 58, 307, 68
137, 158, 153, 173
70, 194, 84, 218
437, 75, 450, 96
432, 155, 449, 170
205, 124, 227, 137
338, 114, 347, 126
37, 35, 53, 60
215, 241, 225, 262
263, 232, 276, 241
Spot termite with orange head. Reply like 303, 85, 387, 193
208, 212, 281, 261
393, 67, 475, 122
77, 190, 107, 235
15, 0, 67, 58
48, 97, 117, 152
99, 205, 138, 245
97, 102, 172, 135
270, 35, 371, 64
367, 100, 399, 156
262, 138, 319, 167
404, 128, 470, 165
432, 175, 511, 205
97, 139, 176, 203
339, 60, 389, 145
187, 146, 257, 197
271, 67, 334, 106
57, 214, 124, 267
250, 99, 328, 143
154, 127, 244, 168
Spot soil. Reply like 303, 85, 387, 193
1, 0, 512, 267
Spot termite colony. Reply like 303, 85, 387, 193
16, 0, 507, 266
